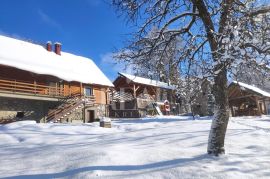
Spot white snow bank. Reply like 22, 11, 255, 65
0, 116, 269, 178
0, 35, 113, 87
100, 117, 111, 122
119, 72, 176, 90
233, 81, 270, 97
2, 120, 36, 128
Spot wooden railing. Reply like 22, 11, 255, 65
110, 91, 134, 102
0, 77, 79, 98
46, 95, 96, 122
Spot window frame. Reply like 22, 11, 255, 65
84, 86, 93, 96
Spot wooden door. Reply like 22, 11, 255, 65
87, 110, 95, 123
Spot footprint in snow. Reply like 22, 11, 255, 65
18, 138, 25, 142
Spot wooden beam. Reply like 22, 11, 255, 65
34, 80, 37, 94
230, 106, 234, 117
263, 99, 266, 115
105, 87, 109, 105
255, 96, 261, 115
229, 95, 258, 101
55, 82, 58, 96
229, 86, 240, 98
135, 86, 140, 91
133, 84, 136, 98
150, 87, 156, 95
69, 82, 71, 96
80, 83, 83, 96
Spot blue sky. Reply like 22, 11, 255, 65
0, 0, 132, 80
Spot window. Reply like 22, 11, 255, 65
16, 112, 24, 118
85, 87, 93, 96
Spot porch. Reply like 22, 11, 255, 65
228, 82, 270, 117
229, 96, 269, 116
0, 76, 81, 101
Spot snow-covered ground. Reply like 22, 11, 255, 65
0, 116, 269, 179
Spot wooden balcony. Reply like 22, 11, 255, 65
0, 77, 80, 99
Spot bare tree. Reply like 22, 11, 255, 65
112, 0, 270, 155
232, 61, 270, 92
117, 27, 183, 84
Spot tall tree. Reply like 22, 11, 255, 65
117, 27, 183, 84
112, 0, 270, 155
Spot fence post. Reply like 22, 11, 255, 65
14, 80, 16, 92
56, 83, 58, 96
34, 81, 37, 95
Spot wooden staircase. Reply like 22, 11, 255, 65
46, 95, 95, 123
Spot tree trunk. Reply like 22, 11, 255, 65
207, 67, 230, 156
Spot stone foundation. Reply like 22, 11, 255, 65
0, 96, 108, 123
60, 109, 84, 123
0, 97, 59, 123
84, 104, 107, 123
95, 104, 107, 118
60, 104, 107, 123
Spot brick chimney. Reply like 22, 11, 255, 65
54, 42, 62, 55
46, 41, 52, 52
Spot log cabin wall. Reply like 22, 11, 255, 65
68, 82, 81, 96
0, 65, 59, 84
93, 86, 107, 105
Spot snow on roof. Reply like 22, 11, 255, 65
0, 35, 114, 87
233, 81, 270, 97
119, 72, 176, 90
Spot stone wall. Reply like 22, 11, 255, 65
60, 104, 107, 123
0, 96, 108, 123
95, 104, 107, 118
0, 97, 58, 123
60, 108, 84, 123
84, 104, 107, 122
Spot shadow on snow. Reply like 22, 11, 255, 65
3, 154, 209, 179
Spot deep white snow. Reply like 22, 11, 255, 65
0, 35, 113, 87
0, 116, 269, 179
119, 72, 176, 90
233, 81, 270, 97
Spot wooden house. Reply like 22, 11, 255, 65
109, 72, 177, 118
228, 81, 270, 116
0, 35, 113, 123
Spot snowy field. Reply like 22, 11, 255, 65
0, 116, 269, 179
